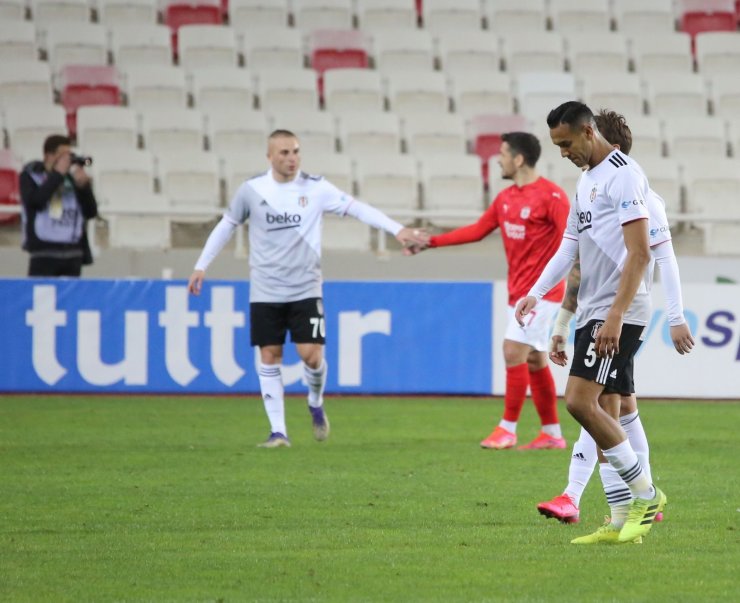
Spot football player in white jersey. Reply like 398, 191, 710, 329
516, 102, 667, 544
188, 130, 427, 448
536, 110, 694, 540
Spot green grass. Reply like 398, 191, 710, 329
1, 395, 738, 603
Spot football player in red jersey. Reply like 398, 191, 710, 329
409, 132, 570, 450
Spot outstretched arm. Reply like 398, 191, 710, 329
188, 216, 238, 295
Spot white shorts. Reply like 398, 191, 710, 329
505, 299, 561, 352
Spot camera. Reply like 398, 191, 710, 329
70, 153, 93, 167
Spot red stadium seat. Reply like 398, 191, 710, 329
309, 29, 370, 102
470, 113, 529, 186
164, 0, 222, 58
678, 0, 736, 52
0, 149, 21, 225
60, 65, 121, 137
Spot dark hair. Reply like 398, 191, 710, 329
500, 131, 541, 167
594, 109, 632, 155
546, 101, 595, 130
268, 129, 298, 140
43, 134, 71, 155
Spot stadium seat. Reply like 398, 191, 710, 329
637, 156, 682, 217
293, 0, 353, 32
229, 0, 289, 31
140, 107, 206, 155
516, 72, 576, 124
709, 76, 740, 119
59, 65, 121, 136
45, 23, 109, 75
372, 29, 435, 74
31, 0, 90, 24
422, 0, 483, 34
163, 0, 222, 59
702, 222, 740, 255
468, 113, 529, 185
4, 103, 67, 163
106, 192, 172, 250
567, 33, 630, 77
485, 0, 547, 34
682, 157, 740, 217
266, 109, 337, 155
190, 66, 255, 114
448, 72, 514, 117
76, 105, 139, 155
436, 31, 501, 75
645, 74, 709, 118
0, 0, 24, 20
256, 68, 320, 113
110, 24, 173, 70
624, 115, 665, 159
177, 24, 239, 70
550, 0, 611, 33
695, 32, 740, 77
356, 0, 416, 33
92, 148, 156, 203
124, 65, 188, 112
0, 61, 54, 110
97, 0, 159, 26
678, 0, 736, 46
419, 154, 485, 227
221, 152, 271, 199
300, 152, 355, 194
309, 30, 370, 101
545, 159, 583, 204
663, 116, 729, 159
385, 71, 450, 117
157, 150, 222, 214
728, 117, 740, 155
0, 149, 21, 225
403, 112, 467, 156
354, 153, 419, 212
613, 0, 676, 35
241, 28, 304, 72
630, 33, 694, 78
0, 21, 37, 62
337, 111, 402, 158
206, 109, 268, 157
580, 73, 644, 121
323, 68, 384, 114
322, 213, 372, 251
501, 32, 565, 74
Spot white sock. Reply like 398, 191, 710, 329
499, 419, 517, 433
564, 427, 598, 508
258, 363, 286, 435
602, 439, 654, 500
304, 359, 327, 408
541, 423, 562, 438
599, 462, 632, 528
621, 411, 652, 483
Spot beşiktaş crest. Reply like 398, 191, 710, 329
590, 186, 598, 202
591, 321, 603, 339
298, 196, 308, 207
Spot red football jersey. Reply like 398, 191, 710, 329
430, 177, 570, 306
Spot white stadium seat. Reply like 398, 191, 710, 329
338, 111, 402, 158
613, 0, 676, 35
580, 73, 644, 121
403, 112, 467, 156
45, 23, 109, 74
630, 33, 694, 77
385, 71, 449, 117
241, 28, 304, 72
229, 0, 289, 32
141, 107, 205, 156
357, 0, 416, 33
257, 68, 319, 113
111, 24, 173, 69
355, 153, 419, 212
177, 25, 239, 70
106, 192, 172, 250
0, 61, 54, 109
293, 0, 353, 32
190, 66, 255, 114
485, 0, 547, 34
501, 32, 565, 74
157, 150, 222, 213
422, 0, 483, 34
645, 74, 710, 118
695, 32, 740, 77
550, 0, 611, 32
372, 29, 435, 74
97, 0, 158, 26
0, 21, 37, 62
125, 65, 188, 112
568, 33, 630, 77
448, 72, 513, 117
419, 154, 485, 227
76, 105, 139, 155
436, 31, 501, 75
323, 68, 385, 115
516, 72, 576, 124
663, 116, 729, 159
206, 109, 268, 157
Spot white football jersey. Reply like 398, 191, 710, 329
565, 150, 653, 328
225, 169, 361, 303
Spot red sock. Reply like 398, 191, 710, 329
503, 363, 530, 423
529, 365, 559, 426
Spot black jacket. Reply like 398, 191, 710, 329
20, 161, 98, 264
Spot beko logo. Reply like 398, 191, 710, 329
266, 212, 301, 229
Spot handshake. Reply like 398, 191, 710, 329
396, 227, 431, 255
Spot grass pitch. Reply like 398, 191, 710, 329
1, 395, 738, 602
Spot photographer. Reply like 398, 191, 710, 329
20, 134, 98, 277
